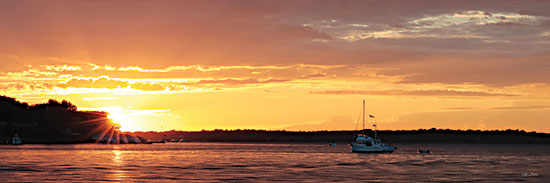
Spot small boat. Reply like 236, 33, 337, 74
164, 139, 189, 144
349, 100, 395, 153
328, 142, 336, 146
12, 133, 23, 145
417, 149, 430, 153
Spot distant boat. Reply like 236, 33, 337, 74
328, 142, 336, 146
417, 149, 430, 153
349, 100, 395, 153
12, 133, 23, 145
178, 139, 189, 143
166, 139, 189, 143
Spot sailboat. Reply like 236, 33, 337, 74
349, 100, 395, 153
12, 133, 23, 145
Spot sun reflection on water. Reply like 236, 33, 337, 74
111, 147, 127, 181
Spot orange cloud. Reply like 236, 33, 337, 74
60, 77, 129, 89
130, 82, 166, 91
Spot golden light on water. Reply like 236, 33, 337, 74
111, 147, 127, 181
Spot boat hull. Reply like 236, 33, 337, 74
349, 142, 395, 153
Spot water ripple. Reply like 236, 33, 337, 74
0, 143, 549, 182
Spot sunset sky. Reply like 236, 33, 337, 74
1, 0, 550, 132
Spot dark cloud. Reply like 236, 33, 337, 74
389, 54, 550, 86
283, 116, 355, 131
0, 1, 332, 67
493, 105, 550, 110
441, 107, 481, 110
384, 108, 550, 132
311, 89, 517, 97
196, 78, 291, 85
442, 105, 550, 110
299, 73, 328, 79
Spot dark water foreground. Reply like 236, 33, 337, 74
1, 143, 548, 182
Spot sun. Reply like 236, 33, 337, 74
105, 107, 137, 132
108, 113, 125, 130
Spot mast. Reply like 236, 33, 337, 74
362, 100, 365, 135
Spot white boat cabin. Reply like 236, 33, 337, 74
350, 134, 395, 152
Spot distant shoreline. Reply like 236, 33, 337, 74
128, 129, 550, 144
3, 128, 550, 144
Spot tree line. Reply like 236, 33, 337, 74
0, 95, 77, 111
